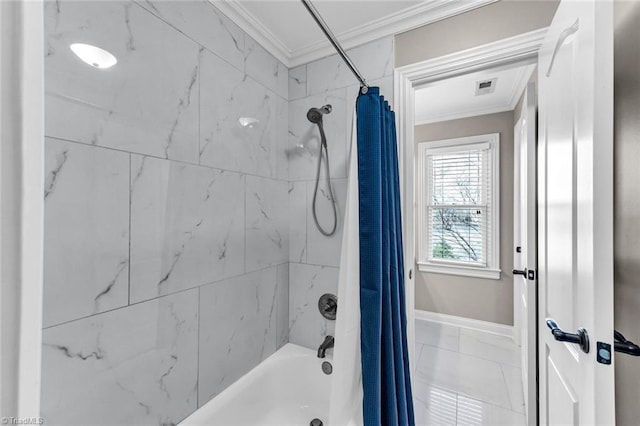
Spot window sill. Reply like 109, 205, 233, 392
417, 262, 501, 280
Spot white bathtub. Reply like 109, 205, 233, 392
181, 344, 331, 426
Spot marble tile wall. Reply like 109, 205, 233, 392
42, 1, 289, 424
287, 37, 395, 349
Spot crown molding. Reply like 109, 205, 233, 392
209, 0, 499, 68
289, 0, 499, 67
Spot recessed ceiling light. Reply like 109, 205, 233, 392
70, 43, 117, 69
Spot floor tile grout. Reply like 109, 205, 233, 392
413, 320, 526, 426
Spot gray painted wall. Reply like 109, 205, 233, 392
395, 0, 559, 68
613, 1, 640, 423
414, 111, 515, 325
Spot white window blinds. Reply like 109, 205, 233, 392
425, 143, 493, 267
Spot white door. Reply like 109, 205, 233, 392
514, 81, 537, 426
538, 0, 615, 424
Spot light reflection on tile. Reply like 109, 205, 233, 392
413, 379, 457, 426
457, 395, 526, 426
413, 322, 527, 426
199, 49, 277, 177
45, 1, 201, 163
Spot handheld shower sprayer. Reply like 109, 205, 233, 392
306, 104, 338, 237
306, 104, 332, 124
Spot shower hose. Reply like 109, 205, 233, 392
312, 120, 338, 236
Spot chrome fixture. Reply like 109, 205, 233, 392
307, 105, 338, 236
317, 335, 334, 359
300, 0, 369, 94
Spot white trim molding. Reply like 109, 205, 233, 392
395, 28, 546, 358
395, 27, 547, 89
416, 133, 501, 280
208, 0, 498, 67
415, 309, 514, 339
0, 0, 45, 418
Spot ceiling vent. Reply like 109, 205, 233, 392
475, 78, 497, 96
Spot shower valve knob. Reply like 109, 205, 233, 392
318, 293, 337, 320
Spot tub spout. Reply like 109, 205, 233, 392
317, 335, 334, 358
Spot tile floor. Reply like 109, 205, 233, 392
413, 319, 526, 425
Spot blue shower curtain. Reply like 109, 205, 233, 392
356, 87, 414, 426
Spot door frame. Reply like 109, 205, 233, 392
514, 81, 539, 426
393, 26, 547, 377
0, 0, 45, 418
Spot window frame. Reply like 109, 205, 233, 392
417, 133, 501, 280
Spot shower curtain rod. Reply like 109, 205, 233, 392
300, 0, 369, 94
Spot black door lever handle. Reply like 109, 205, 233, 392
546, 319, 590, 353
513, 269, 527, 276
614, 330, 640, 356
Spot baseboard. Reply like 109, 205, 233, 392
415, 309, 514, 340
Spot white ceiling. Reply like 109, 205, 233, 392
414, 63, 536, 125
209, 0, 497, 67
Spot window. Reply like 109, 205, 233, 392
417, 134, 500, 279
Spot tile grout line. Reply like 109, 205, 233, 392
128, 153, 132, 306
196, 285, 201, 408
499, 362, 519, 413
42, 262, 287, 330
44, 135, 292, 184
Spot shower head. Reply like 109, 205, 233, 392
307, 104, 332, 124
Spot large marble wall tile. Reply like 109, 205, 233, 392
289, 263, 339, 350
42, 289, 199, 426
288, 88, 348, 180
198, 268, 277, 405
245, 176, 289, 272
277, 62, 289, 100
306, 178, 348, 268
135, 0, 245, 71
306, 36, 394, 96
346, 36, 394, 79
288, 181, 307, 264
44, 138, 129, 327
276, 263, 290, 349
45, 1, 201, 163
243, 36, 282, 97
199, 50, 276, 178
276, 96, 289, 180
288, 65, 307, 101
130, 155, 244, 303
